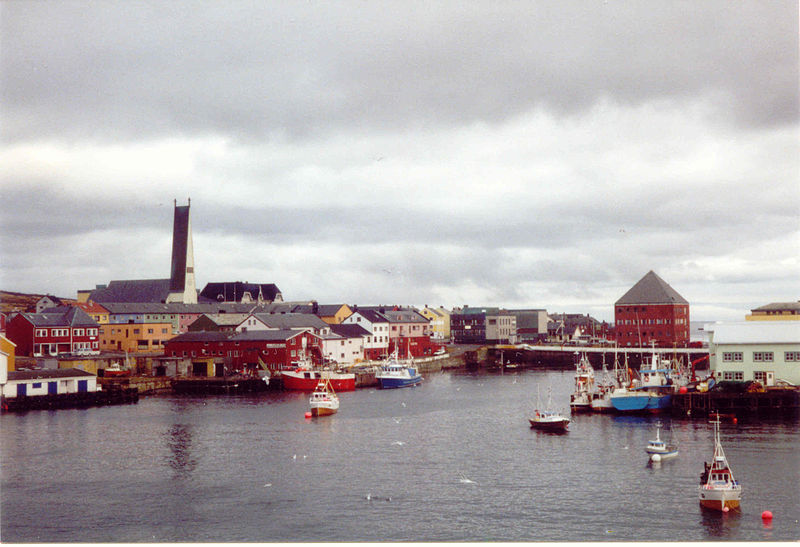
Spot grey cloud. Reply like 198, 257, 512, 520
2, 1, 796, 144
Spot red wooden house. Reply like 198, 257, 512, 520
6, 307, 100, 357
164, 329, 322, 375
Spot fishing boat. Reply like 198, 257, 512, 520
698, 415, 741, 512
375, 350, 422, 389
610, 350, 678, 413
530, 386, 570, 432
645, 423, 678, 461
569, 352, 594, 413
280, 356, 356, 391
590, 352, 623, 413
308, 378, 339, 417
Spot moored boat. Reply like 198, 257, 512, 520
309, 378, 339, 417
698, 416, 741, 512
530, 386, 570, 432
375, 351, 423, 389
645, 423, 678, 461
569, 352, 594, 413
280, 358, 355, 392
610, 350, 678, 413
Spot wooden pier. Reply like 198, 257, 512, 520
671, 388, 800, 418
172, 376, 275, 395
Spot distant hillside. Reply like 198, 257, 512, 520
0, 290, 76, 314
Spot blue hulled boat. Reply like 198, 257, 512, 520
610, 350, 681, 413
376, 351, 423, 389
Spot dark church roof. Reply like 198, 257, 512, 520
89, 279, 173, 303
615, 270, 688, 306
199, 282, 281, 303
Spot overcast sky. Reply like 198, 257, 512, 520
1, 1, 798, 322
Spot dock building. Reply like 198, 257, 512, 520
746, 301, 800, 321
706, 321, 800, 386
614, 271, 690, 347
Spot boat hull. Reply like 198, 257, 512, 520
529, 418, 569, 432
698, 486, 741, 512
647, 448, 679, 460
611, 393, 671, 412
378, 375, 422, 389
281, 371, 355, 391
310, 404, 338, 417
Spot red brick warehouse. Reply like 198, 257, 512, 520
614, 270, 690, 348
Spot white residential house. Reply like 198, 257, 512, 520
706, 321, 800, 386
342, 310, 391, 360
319, 324, 370, 366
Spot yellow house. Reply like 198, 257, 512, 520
746, 301, 800, 321
72, 301, 110, 324
100, 322, 174, 353
315, 304, 353, 325
1, 333, 16, 373
419, 306, 451, 341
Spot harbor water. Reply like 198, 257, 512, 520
2, 369, 799, 542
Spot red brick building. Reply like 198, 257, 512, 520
6, 307, 100, 356
164, 329, 322, 374
614, 271, 690, 348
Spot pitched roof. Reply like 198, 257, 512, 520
350, 309, 389, 323
9, 368, 96, 381
99, 302, 270, 315
615, 271, 688, 306
329, 324, 371, 338
89, 279, 173, 303
16, 307, 98, 327
250, 313, 328, 330
199, 282, 281, 303
71, 301, 109, 314
751, 301, 800, 312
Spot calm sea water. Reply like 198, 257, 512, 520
2, 369, 799, 543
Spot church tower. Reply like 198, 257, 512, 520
166, 199, 198, 304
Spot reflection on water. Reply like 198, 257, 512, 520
700, 506, 742, 538
167, 424, 197, 479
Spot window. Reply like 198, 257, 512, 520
785, 351, 800, 362
723, 371, 744, 381
73, 329, 84, 336
753, 352, 773, 362
134, 329, 140, 334
35, 329, 48, 337
32, 382, 42, 389
148, 328, 154, 334
722, 352, 743, 362
754, 371, 767, 383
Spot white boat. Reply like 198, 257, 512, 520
530, 386, 570, 432
698, 415, 741, 512
590, 352, 623, 413
645, 423, 678, 461
569, 352, 594, 413
308, 378, 339, 417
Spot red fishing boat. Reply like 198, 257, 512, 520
280, 358, 355, 391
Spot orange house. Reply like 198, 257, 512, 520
100, 322, 174, 353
